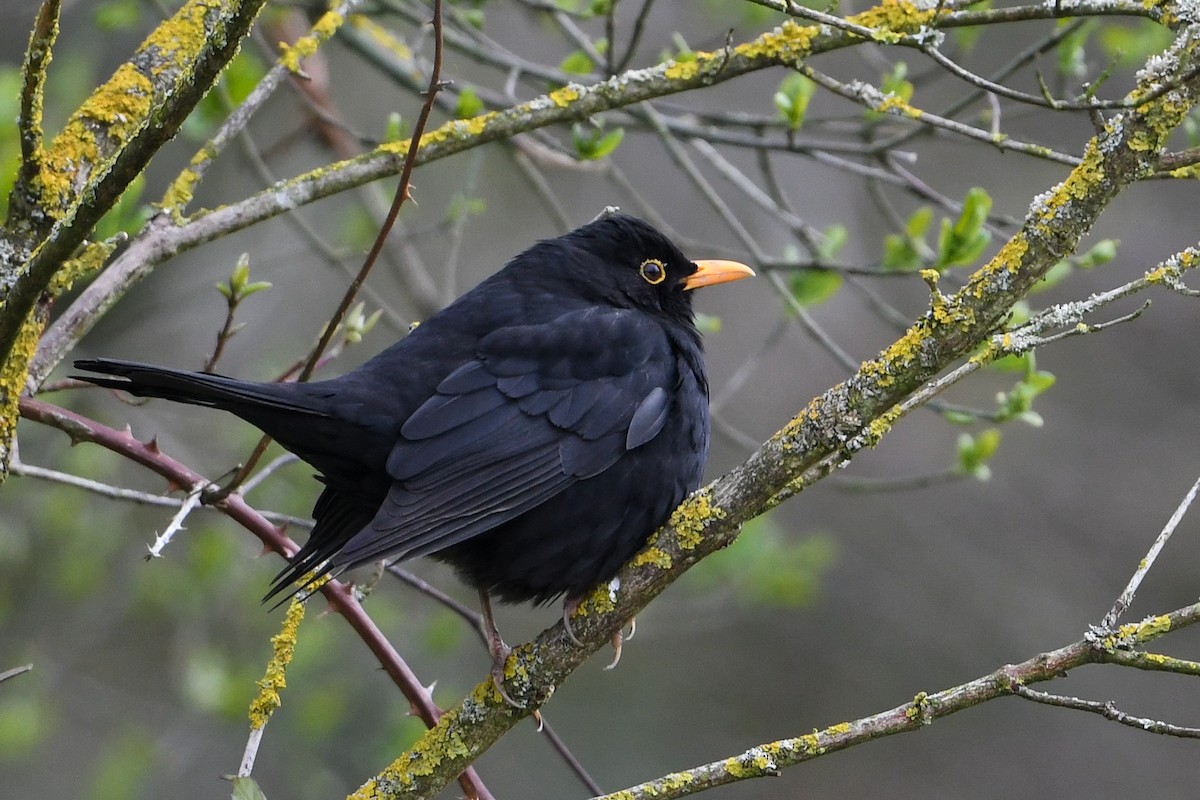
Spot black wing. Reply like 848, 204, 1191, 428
328, 306, 678, 571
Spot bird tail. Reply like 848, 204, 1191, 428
73, 358, 332, 420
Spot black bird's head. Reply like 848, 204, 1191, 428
541, 213, 754, 324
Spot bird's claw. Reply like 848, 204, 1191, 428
561, 596, 584, 646
489, 648, 526, 709
604, 629, 624, 671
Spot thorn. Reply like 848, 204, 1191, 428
533, 709, 544, 731
425, 680, 438, 695
145, 436, 159, 453
626, 617, 637, 641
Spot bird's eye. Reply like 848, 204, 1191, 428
639, 259, 666, 285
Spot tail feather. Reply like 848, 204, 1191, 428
73, 358, 330, 417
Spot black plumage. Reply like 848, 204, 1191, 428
75, 214, 752, 626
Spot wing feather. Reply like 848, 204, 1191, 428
345, 307, 680, 565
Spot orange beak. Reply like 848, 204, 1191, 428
684, 259, 756, 290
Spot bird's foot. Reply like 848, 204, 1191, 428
604, 617, 635, 670
561, 596, 584, 646
488, 643, 525, 709
480, 588, 525, 709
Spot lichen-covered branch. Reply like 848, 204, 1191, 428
345, 18, 1200, 798
595, 606, 1200, 800
1, 0, 270, 473
30, 0, 984, 387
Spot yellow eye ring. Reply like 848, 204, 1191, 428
639, 258, 666, 285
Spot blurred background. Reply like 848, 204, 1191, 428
2, 0, 1199, 797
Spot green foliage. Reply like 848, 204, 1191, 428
686, 516, 836, 608
659, 32, 696, 65
384, 111, 409, 143
186, 51, 267, 140
1056, 20, 1095, 79
882, 206, 934, 272
816, 224, 848, 261
448, 191, 487, 223
231, 777, 269, 800
88, 731, 155, 800
338, 206, 381, 251
216, 254, 272, 313
0, 68, 24, 219
866, 62, 913, 121
951, 0, 989, 52
92, 175, 150, 242
693, 312, 722, 334
956, 428, 1001, 480
774, 73, 816, 131
789, 269, 842, 307
1098, 20, 1174, 67
93, 0, 142, 31
1029, 239, 1118, 294
559, 49, 595, 76
571, 122, 625, 160
935, 188, 992, 270
454, 87, 485, 119
996, 367, 1056, 426
183, 646, 255, 720
1184, 111, 1200, 148
0, 691, 51, 758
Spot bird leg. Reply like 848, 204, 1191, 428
479, 588, 523, 708
561, 595, 634, 670
561, 596, 585, 646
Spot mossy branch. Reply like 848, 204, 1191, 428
346, 20, 1200, 799
595, 606, 1200, 800
0, 0, 270, 471
24, 0, 1006, 387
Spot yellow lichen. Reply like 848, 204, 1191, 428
632, 547, 673, 569
734, 20, 816, 63
663, 58, 701, 81
668, 488, 725, 550
247, 597, 305, 728
878, 94, 923, 119
548, 85, 582, 107
348, 14, 414, 61
37, 62, 154, 214
279, 10, 344, 73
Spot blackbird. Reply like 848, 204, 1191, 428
75, 213, 753, 689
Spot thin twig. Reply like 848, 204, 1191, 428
1102, 474, 1200, 629
1013, 683, 1200, 739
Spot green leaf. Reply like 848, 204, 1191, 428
817, 224, 848, 260
1056, 20, 1094, 79
454, 87, 484, 119
773, 73, 815, 131
90, 732, 155, 800
1077, 238, 1118, 268
571, 123, 624, 160
694, 312, 722, 334
883, 206, 934, 272
866, 62, 912, 121
93, 175, 148, 241
789, 269, 843, 307
957, 428, 1001, 480
935, 187, 992, 269
384, 112, 407, 143
1098, 21, 1174, 67
230, 777, 269, 800
94, 0, 141, 31
685, 516, 837, 608
559, 49, 595, 75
